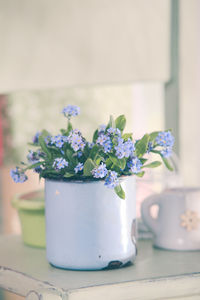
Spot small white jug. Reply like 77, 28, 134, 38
141, 187, 200, 250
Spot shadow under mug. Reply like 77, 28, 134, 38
141, 187, 200, 250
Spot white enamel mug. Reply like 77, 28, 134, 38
141, 187, 200, 250
45, 176, 137, 270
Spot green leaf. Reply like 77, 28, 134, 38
115, 115, 126, 132
108, 154, 118, 166
114, 184, 125, 199
25, 161, 43, 170
89, 144, 100, 160
135, 171, 145, 177
66, 149, 73, 160
110, 164, 121, 173
64, 172, 75, 178
135, 134, 150, 157
118, 158, 126, 170
83, 158, 96, 176
94, 154, 105, 166
122, 133, 133, 141
105, 158, 112, 169
106, 115, 115, 130
82, 144, 89, 159
149, 131, 159, 142
161, 156, 174, 171
95, 157, 102, 165
142, 161, 162, 169
38, 136, 51, 159
67, 121, 73, 134
28, 142, 39, 147
165, 128, 172, 132
40, 170, 60, 177
151, 150, 174, 171
41, 129, 51, 138
108, 154, 126, 171
139, 158, 148, 164
60, 128, 68, 135
64, 149, 78, 167
92, 129, 99, 143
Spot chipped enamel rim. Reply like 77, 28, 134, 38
12, 190, 45, 211
45, 174, 133, 185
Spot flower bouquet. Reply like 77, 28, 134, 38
11, 105, 174, 199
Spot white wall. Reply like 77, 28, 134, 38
179, 0, 200, 185
0, 0, 170, 93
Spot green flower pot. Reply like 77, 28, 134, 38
12, 190, 46, 248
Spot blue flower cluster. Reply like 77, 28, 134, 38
115, 138, 135, 159
53, 158, 69, 170
32, 132, 41, 144
156, 131, 174, 158
68, 130, 86, 152
77, 151, 83, 158
10, 168, 28, 183
51, 135, 68, 148
161, 147, 172, 158
74, 162, 84, 173
107, 127, 121, 136
62, 105, 80, 118
147, 142, 153, 153
98, 124, 106, 132
27, 150, 40, 164
127, 157, 142, 174
96, 126, 121, 154
92, 163, 108, 178
96, 134, 112, 153
50, 130, 86, 153
104, 171, 119, 189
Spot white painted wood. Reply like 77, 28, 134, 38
0, 0, 170, 92
67, 275, 200, 300
0, 235, 199, 300
0, 267, 61, 297
26, 290, 64, 300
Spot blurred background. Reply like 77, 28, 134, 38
0, 0, 199, 298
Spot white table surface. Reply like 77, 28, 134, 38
0, 235, 200, 300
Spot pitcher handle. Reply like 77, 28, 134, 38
141, 194, 162, 235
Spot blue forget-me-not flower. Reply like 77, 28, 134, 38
96, 134, 108, 146
10, 168, 28, 183
96, 134, 112, 153
32, 132, 41, 144
127, 157, 142, 174
62, 105, 80, 119
68, 130, 86, 152
107, 127, 121, 136
74, 162, 84, 173
115, 138, 135, 159
156, 131, 174, 148
104, 171, 119, 189
51, 135, 65, 148
27, 150, 40, 164
102, 137, 112, 153
147, 142, 153, 153
92, 163, 108, 178
156, 131, 174, 158
53, 158, 69, 170
161, 147, 173, 158
98, 124, 106, 133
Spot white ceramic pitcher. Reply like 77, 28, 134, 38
141, 187, 200, 250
